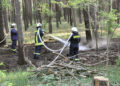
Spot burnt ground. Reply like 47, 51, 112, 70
0, 39, 120, 70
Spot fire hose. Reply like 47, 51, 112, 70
38, 28, 72, 52
38, 28, 72, 66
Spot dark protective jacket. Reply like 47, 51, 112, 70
11, 28, 18, 41
35, 27, 44, 46
69, 31, 80, 44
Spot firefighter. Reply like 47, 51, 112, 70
11, 23, 18, 53
69, 27, 80, 61
34, 23, 44, 59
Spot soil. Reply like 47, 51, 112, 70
0, 39, 120, 71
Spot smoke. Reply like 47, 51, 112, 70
79, 44, 89, 51
49, 35, 108, 51
86, 39, 107, 49
79, 37, 108, 50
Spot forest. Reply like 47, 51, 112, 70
0, 0, 120, 86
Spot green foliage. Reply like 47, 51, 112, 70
41, 74, 58, 82
116, 56, 120, 66
52, 0, 96, 8
99, 9, 120, 34
0, 70, 6, 82
2, 0, 12, 10
67, 0, 86, 7
0, 70, 30, 86
37, 3, 55, 18
0, 62, 4, 66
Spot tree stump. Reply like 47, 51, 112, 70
93, 76, 109, 86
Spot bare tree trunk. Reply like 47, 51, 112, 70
69, 8, 73, 26
0, 0, 6, 46
77, 7, 82, 23
15, 0, 26, 65
55, 3, 59, 28
89, 4, 98, 51
93, 76, 110, 86
63, 8, 67, 21
48, 0, 52, 33
72, 7, 77, 27
29, 0, 33, 25
11, 0, 16, 23
83, 7, 92, 42
33, 0, 37, 23
22, 0, 29, 31
3, 9, 9, 33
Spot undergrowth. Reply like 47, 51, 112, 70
0, 65, 120, 86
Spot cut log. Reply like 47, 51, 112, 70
93, 76, 109, 86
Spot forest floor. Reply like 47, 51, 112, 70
0, 38, 120, 86
0, 38, 120, 70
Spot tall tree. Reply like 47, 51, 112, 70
72, 7, 77, 27
3, 7, 9, 33
22, 0, 29, 31
11, 0, 16, 22
77, 7, 82, 23
48, 0, 52, 33
22, 0, 33, 30
68, 8, 73, 26
0, 0, 6, 46
83, 6, 92, 42
55, 2, 60, 28
15, 0, 26, 65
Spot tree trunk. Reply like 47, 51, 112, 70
11, 0, 16, 22
77, 7, 82, 23
83, 7, 92, 42
15, 0, 26, 65
0, 0, 6, 46
3, 9, 9, 33
93, 76, 109, 86
63, 8, 67, 21
29, 0, 33, 25
55, 3, 59, 28
33, 0, 37, 23
22, 0, 29, 31
72, 7, 77, 27
89, 4, 98, 51
69, 8, 73, 26
48, 0, 52, 33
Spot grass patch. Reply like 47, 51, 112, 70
0, 69, 30, 86
0, 65, 120, 86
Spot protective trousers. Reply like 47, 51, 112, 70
69, 43, 79, 59
34, 45, 41, 59
11, 40, 17, 52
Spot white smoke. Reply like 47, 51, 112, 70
49, 35, 108, 51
